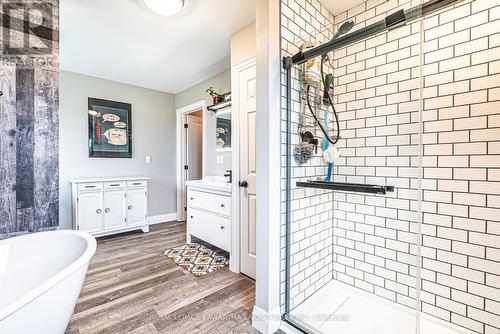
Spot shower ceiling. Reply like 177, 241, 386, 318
320, 0, 366, 15
60, 0, 255, 93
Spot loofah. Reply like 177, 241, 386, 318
293, 143, 315, 165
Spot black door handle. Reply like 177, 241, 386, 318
239, 181, 248, 188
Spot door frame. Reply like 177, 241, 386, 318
231, 55, 257, 274
176, 100, 206, 222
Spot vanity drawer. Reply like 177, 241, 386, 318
104, 181, 126, 189
188, 208, 230, 251
127, 180, 147, 188
187, 189, 230, 217
77, 182, 103, 191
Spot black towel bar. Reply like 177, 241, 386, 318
296, 181, 394, 195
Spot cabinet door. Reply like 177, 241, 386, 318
188, 208, 230, 251
126, 188, 147, 225
77, 191, 103, 233
103, 189, 126, 230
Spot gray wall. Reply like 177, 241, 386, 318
0, 0, 59, 239
175, 69, 232, 176
59, 71, 176, 230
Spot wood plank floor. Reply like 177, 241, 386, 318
66, 221, 260, 334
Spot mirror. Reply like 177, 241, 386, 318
216, 108, 232, 152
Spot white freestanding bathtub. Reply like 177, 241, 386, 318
0, 230, 97, 334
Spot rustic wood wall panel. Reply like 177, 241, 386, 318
0, 64, 17, 236
0, 0, 59, 238
34, 68, 59, 229
16, 68, 36, 232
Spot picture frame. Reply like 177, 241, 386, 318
88, 97, 132, 158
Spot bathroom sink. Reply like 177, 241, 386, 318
186, 177, 232, 193
201, 176, 228, 183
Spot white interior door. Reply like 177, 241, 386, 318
103, 189, 126, 230
187, 114, 203, 181
239, 60, 257, 279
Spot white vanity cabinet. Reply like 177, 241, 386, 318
186, 182, 232, 252
71, 177, 149, 237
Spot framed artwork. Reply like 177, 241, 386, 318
88, 98, 132, 158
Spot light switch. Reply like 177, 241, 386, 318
145, 156, 151, 164
216, 156, 224, 164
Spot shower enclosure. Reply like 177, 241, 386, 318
280, 0, 500, 333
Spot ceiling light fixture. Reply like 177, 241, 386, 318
144, 0, 184, 16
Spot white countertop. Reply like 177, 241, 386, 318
70, 176, 150, 183
186, 177, 232, 193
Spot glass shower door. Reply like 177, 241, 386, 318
281, 0, 427, 333
282, 0, 500, 333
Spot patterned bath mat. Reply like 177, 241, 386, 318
164, 243, 229, 277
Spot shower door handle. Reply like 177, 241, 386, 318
239, 181, 248, 188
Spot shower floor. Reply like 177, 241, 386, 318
290, 280, 475, 334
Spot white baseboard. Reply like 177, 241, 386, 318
252, 305, 281, 334
147, 213, 177, 225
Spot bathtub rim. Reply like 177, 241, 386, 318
0, 230, 97, 321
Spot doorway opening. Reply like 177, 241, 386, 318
176, 101, 206, 222
186, 110, 203, 182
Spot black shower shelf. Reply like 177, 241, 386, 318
296, 180, 394, 195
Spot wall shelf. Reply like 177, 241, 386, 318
207, 100, 231, 112
296, 180, 394, 195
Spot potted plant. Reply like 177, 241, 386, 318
206, 86, 224, 105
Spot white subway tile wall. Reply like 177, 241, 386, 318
280, 0, 336, 311
281, 0, 500, 333
422, 1, 500, 332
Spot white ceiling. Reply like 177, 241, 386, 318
60, 0, 256, 93
320, 0, 366, 15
